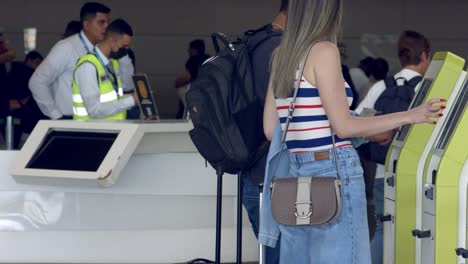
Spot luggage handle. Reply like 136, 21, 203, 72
211, 33, 235, 54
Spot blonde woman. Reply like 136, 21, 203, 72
260, 0, 444, 263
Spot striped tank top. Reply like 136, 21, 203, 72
275, 77, 354, 153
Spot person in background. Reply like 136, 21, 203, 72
124, 48, 142, 119
62, 20, 82, 39
350, 57, 375, 98
241, 1, 288, 263
127, 48, 136, 68
174, 39, 210, 119
0, 33, 16, 121
29, 2, 135, 120
338, 42, 358, 109
356, 30, 431, 264
5, 51, 45, 148
371, 58, 389, 82
357, 57, 389, 103
0, 32, 16, 148
72, 19, 138, 120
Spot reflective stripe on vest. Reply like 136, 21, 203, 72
72, 54, 126, 120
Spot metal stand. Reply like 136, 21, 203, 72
258, 183, 265, 264
5, 116, 14, 150
186, 168, 243, 264
236, 172, 243, 264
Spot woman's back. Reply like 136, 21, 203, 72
275, 75, 353, 152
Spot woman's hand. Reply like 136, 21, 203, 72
407, 98, 446, 125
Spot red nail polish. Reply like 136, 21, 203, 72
440, 99, 447, 102
433, 121, 437, 125
441, 106, 446, 109
438, 113, 443, 117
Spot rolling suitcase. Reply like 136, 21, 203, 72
258, 183, 266, 264
187, 170, 244, 264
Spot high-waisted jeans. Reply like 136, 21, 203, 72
278, 147, 371, 264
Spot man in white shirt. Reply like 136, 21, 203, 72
73, 19, 138, 120
355, 30, 431, 264
356, 31, 431, 114
29, 2, 135, 120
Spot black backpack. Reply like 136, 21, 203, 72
186, 27, 281, 174
374, 76, 422, 115
365, 75, 422, 164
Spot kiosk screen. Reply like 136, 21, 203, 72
396, 78, 434, 141
436, 81, 468, 150
26, 129, 119, 171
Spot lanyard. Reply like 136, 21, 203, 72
93, 47, 121, 95
79, 32, 92, 53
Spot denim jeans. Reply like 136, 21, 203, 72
243, 174, 281, 264
278, 147, 371, 264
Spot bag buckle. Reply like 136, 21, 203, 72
294, 202, 312, 219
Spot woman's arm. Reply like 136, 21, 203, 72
307, 42, 442, 139
264, 80, 279, 141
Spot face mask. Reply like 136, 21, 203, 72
110, 48, 128, 60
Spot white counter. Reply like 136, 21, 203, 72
0, 120, 258, 263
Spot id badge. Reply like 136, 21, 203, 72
100, 74, 110, 83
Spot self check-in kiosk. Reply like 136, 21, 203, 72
414, 73, 468, 264
383, 52, 465, 264
413, 71, 467, 264
11, 120, 199, 187
12, 121, 141, 187
1, 120, 258, 263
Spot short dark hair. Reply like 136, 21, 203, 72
372, 58, 389, 81
280, 0, 289, 11
398, 30, 431, 67
107, 19, 134, 37
189, 39, 206, 55
63, 20, 82, 38
80, 2, 111, 22
24, 51, 43, 62
359, 57, 375, 77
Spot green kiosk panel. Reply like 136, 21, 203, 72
383, 52, 465, 264
417, 74, 468, 264
413, 70, 467, 264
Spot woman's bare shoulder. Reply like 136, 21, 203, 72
305, 41, 341, 71
309, 41, 340, 58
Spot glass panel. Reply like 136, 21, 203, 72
396, 78, 434, 141
436, 80, 468, 149
26, 129, 118, 171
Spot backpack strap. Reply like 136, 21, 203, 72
383, 76, 398, 89
406, 75, 423, 88
243, 24, 282, 54
383, 75, 422, 89
211, 32, 235, 54
244, 24, 274, 36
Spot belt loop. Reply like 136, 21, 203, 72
295, 153, 301, 169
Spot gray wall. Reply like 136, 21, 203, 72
1, 0, 467, 117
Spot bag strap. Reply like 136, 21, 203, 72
384, 75, 422, 89
272, 44, 341, 180
383, 76, 398, 89
406, 75, 423, 87
244, 24, 282, 54
211, 32, 235, 54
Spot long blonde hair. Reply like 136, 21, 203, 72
271, 0, 343, 98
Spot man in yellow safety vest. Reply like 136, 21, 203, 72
72, 18, 138, 120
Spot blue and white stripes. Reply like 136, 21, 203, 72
276, 78, 354, 153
